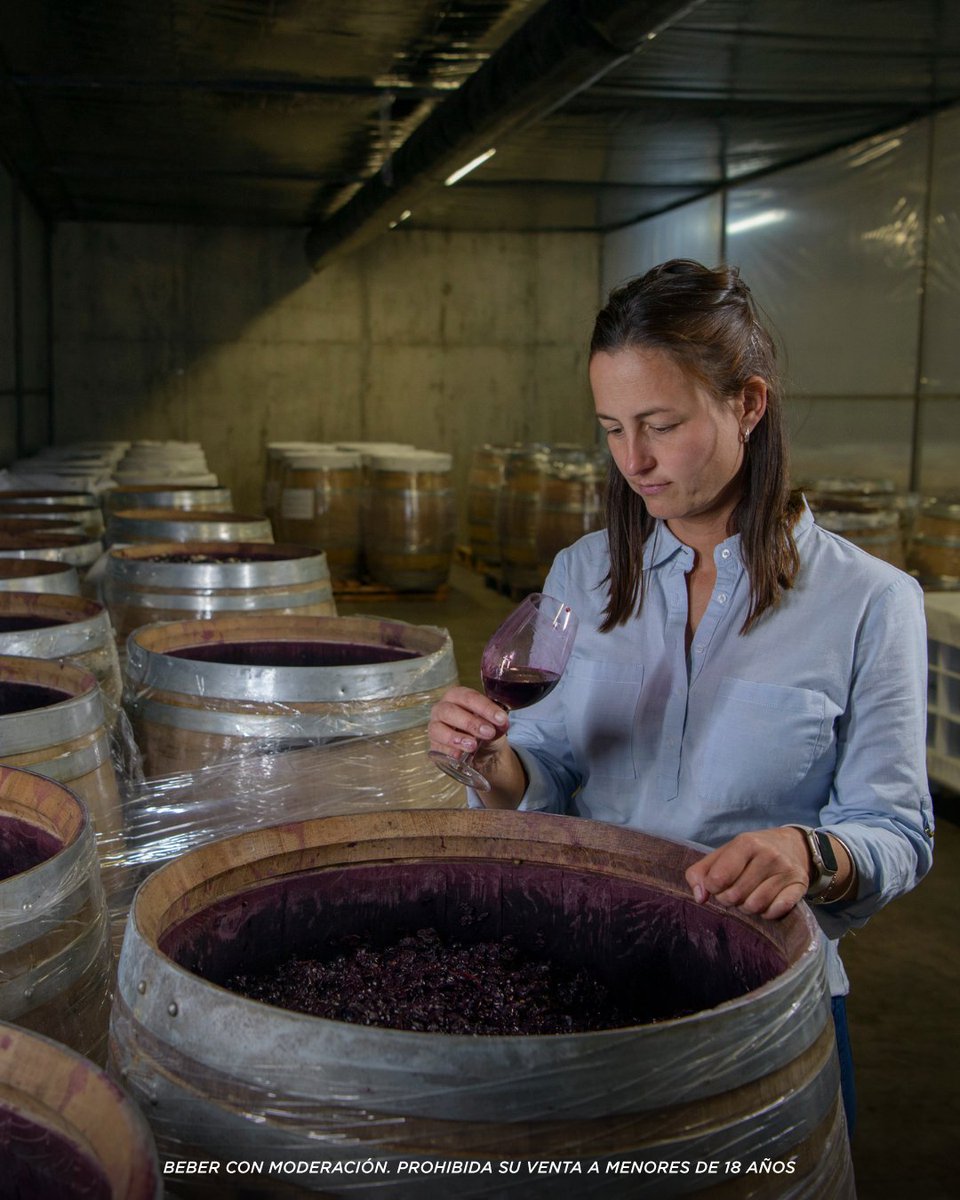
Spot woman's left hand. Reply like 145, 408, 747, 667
685, 827, 811, 920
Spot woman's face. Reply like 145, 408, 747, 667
590, 346, 761, 536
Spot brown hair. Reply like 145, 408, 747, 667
591, 259, 801, 634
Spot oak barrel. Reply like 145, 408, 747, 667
0, 1019, 160, 1198
500, 445, 550, 591
467, 444, 510, 566
908, 498, 960, 588
109, 809, 854, 1197
103, 485, 233, 516
276, 450, 363, 580
535, 447, 607, 576
0, 558, 80, 597
104, 541, 337, 641
0, 655, 124, 856
0, 766, 112, 1063
0, 501, 105, 538
106, 507, 273, 547
124, 612, 458, 779
0, 591, 122, 707
0, 530, 104, 576
364, 451, 456, 591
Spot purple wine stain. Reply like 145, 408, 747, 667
160, 861, 788, 1033
0, 815, 63, 883
0, 616, 68, 634
482, 666, 560, 710
0, 682, 73, 716
0, 1104, 111, 1199
167, 640, 420, 668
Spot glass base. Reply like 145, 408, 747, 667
428, 749, 491, 793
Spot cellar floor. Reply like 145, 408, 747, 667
352, 562, 959, 1200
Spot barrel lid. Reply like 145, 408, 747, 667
370, 451, 452, 471
919, 497, 960, 518
285, 450, 362, 469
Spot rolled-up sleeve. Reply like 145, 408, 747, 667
816, 575, 935, 938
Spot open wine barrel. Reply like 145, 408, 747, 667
0, 655, 124, 856
0, 558, 80, 596
0, 766, 112, 1063
110, 809, 854, 1198
102, 485, 233, 516
0, 530, 104, 577
0, 591, 123, 707
106, 507, 272, 547
124, 613, 458, 781
0, 1019, 161, 1198
0, 501, 105, 538
103, 541, 336, 641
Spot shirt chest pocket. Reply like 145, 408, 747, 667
564, 658, 645, 780
693, 676, 828, 804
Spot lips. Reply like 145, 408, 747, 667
636, 482, 670, 495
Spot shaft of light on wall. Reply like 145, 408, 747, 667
726, 209, 788, 235
444, 148, 496, 186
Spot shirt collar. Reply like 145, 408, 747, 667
644, 500, 814, 571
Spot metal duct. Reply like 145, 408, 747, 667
304, 0, 707, 269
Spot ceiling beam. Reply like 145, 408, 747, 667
304, 0, 708, 270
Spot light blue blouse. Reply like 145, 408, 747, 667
497, 504, 935, 995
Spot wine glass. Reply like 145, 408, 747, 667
429, 592, 578, 792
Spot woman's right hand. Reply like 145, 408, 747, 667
428, 686, 509, 764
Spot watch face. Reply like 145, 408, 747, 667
814, 830, 838, 873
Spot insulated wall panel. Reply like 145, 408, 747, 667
727, 125, 928, 398
601, 194, 723, 297
921, 106, 960, 396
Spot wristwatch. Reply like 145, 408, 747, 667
788, 825, 838, 900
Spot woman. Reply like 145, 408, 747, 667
429, 259, 934, 1129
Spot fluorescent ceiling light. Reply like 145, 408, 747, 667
726, 209, 788, 235
444, 148, 496, 186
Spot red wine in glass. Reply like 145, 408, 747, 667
429, 592, 578, 793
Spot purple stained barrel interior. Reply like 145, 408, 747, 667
0, 815, 63, 883
141, 550, 290, 564
167, 640, 420, 668
0, 616, 68, 634
161, 860, 788, 1025
0, 1104, 111, 1200
0, 681, 73, 716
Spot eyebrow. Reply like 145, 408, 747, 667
595, 407, 674, 421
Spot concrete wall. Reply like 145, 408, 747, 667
52, 226, 601, 522
0, 163, 51, 463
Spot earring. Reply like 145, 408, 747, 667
740, 427, 751, 445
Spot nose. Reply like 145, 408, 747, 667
622, 432, 656, 477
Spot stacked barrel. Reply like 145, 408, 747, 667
268, 439, 457, 592
0, 435, 473, 1189
467, 441, 609, 591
